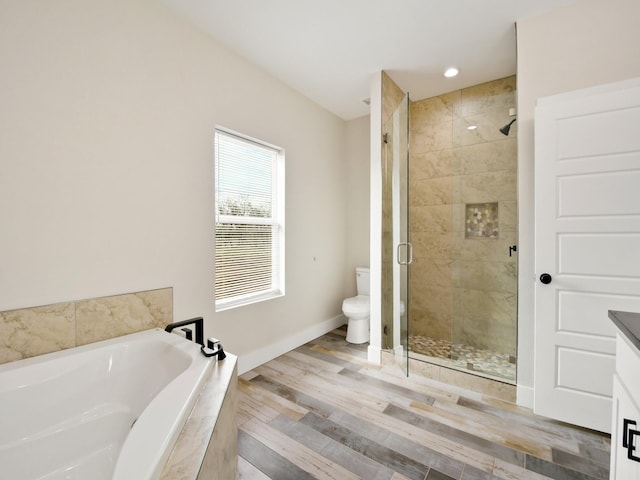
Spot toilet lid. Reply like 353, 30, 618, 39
343, 295, 369, 313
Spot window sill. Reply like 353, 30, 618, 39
215, 289, 284, 312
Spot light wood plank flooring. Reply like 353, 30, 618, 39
237, 328, 610, 480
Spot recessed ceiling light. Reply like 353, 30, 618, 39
467, 125, 477, 130
444, 67, 459, 78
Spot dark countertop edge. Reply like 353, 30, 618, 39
609, 310, 640, 352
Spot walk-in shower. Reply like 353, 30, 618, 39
381, 74, 518, 384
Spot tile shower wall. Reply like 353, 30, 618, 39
0, 287, 173, 364
409, 76, 517, 356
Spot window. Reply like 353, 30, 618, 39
214, 128, 284, 311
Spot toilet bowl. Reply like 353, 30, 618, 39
342, 296, 370, 344
342, 267, 370, 344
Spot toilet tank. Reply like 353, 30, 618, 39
355, 267, 370, 296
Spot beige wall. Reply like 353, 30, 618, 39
0, 0, 349, 371
409, 77, 517, 355
516, 0, 640, 401
345, 115, 370, 294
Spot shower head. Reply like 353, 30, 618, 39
499, 118, 517, 136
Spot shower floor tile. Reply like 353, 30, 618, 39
409, 334, 516, 383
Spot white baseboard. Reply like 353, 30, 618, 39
237, 315, 346, 375
368, 344, 381, 365
393, 344, 404, 363
517, 384, 534, 409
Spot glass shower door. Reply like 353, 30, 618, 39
392, 93, 410, 376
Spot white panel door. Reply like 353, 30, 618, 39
534, 78, 640, 433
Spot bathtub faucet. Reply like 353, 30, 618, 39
200, 337, 227, 361
164, 317, 205, 346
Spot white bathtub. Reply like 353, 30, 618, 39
0, 328, 214, 480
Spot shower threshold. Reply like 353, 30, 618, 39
408, 334, 516, 384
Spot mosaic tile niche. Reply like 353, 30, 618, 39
465, 202, 499, 239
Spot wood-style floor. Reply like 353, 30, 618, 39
236, 328, 610, 480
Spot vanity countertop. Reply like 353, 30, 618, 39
609, 310, 640, 352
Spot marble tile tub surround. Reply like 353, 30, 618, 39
0, 287, 173, 364
409, 76, 517, 356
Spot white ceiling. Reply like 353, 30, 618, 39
157, 0, 578, 120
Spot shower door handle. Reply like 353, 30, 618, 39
397, 242, 413, 265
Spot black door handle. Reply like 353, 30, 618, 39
540, 273, 552, 284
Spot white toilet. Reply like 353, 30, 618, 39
342, 267, 370, 344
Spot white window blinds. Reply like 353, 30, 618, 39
214, 129, 284, 309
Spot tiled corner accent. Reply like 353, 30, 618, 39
382, 71, 405, 126
76, 288, 173, 345
161, 356, 238, 480
465, 202, 499, 238
0, 287, 172, 364
0, 302, 76, 363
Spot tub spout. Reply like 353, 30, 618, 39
200, 337, 226, 360
164, 317, 204, 346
